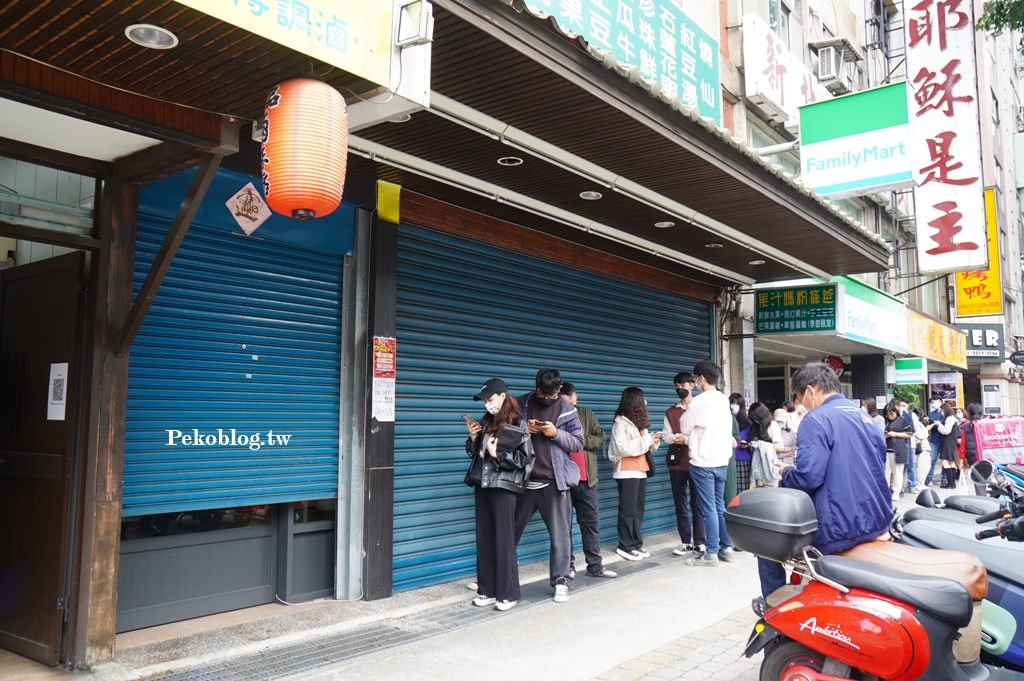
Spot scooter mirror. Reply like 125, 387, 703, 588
969, 460, 994, 484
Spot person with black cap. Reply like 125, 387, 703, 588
464, 378, 534, 611
514, 368, 584, 603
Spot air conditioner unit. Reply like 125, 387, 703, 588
825, 72, 854, 94
817, 45, 841, 81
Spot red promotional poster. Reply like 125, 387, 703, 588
973, 417, 1024, 464
373, 336, 396, 379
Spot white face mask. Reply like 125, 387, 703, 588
730, 404, 740, 415
485, 398, 502, 415
800, 387, 816, 414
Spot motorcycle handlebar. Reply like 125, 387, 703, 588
976, 509, 1007, 524
976, 528, 1001, 540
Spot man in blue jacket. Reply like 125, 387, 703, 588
758, 362, 893, 598
514, 369, 584, 603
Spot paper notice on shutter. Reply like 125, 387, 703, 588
47, 362, 69, 421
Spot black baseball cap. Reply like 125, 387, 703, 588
473, 378, 508, 401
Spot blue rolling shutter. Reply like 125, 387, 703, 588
393, 225, 713, 590
122, 214, 344, 516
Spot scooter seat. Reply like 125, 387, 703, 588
902, 520, 1024, 582
944, 495, 1003, 515
1006, 464, 1024, 480
815, 555, 973, 627
837, 539, 987, 600
904, 507, 993, 527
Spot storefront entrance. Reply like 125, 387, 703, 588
0, 250, 86, 664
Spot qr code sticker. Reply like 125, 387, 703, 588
51, 378, 65, 402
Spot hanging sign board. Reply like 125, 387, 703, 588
372, 336, 396, 422
895, 357, 928, 384
1009, 351, 1024, 366
799, 82, 914, 198
954, 188, 1003, 316
754, 284, 838, 333
905, 308, 968, 369
526, 0, 721, 122
904, 0, 987, 274
959, 323, 1005, 362
174, 0, 393, 87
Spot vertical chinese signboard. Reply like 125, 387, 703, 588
755, 284, 838, 333
904, 0, 987, 274
955, 188, 1003, 316
527, 0, 721, 122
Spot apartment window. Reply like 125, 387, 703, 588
769, 0, 791, 47
996, 158, 1003, 190
992, 91, 1000, 138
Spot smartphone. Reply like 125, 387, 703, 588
462, 413, 479, 427
739, 440, 749, 446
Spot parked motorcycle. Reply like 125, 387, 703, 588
726, 487, 1024, 681
892, 463, 1024, 670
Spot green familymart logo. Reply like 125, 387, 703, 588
166, 428, 292, 451
798, 82, 914, 199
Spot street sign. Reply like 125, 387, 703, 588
1010, 351, 1024, 366
755, 284, 838, 334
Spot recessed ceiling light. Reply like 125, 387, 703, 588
125, 24, 179, 49
579, 190, 603, 200
386, 113, 412, 123
654, 221, 675, 228
497, 156, 524, 166
748, 259, 766, 265
704, 242, 724, 248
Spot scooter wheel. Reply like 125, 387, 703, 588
761, 640, 829, 681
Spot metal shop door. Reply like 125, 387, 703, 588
0, 252, 85, 665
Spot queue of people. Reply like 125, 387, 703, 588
462, 359, 992, 614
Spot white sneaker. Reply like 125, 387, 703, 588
616, 547, 643, 561
494, 599, 518, 611
472, 595, 496, 607
672, 544, 698, 556
637, 547, 651, 558
553, 584, 569, 603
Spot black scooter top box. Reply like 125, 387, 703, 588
724, 488, 818, 562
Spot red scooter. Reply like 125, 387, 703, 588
726, 488, 1023, 681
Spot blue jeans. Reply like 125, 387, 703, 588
906, 446, 918, 489
925, 440, 945, 486
758, 557, 787, 599
690, 464, 732, 553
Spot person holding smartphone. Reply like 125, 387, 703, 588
464, 378, 534, 611
607, 387, 660, 561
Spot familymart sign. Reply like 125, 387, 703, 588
799, 82, 914, 199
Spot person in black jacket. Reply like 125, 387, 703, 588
465, 378, 534, 611
883, 400, 913, 502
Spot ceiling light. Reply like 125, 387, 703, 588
125, 24, 179, 49
497, 156, 524, 166
386, 113, 413, 123
705, 242, 724, 248
748, 259, 766, 265
579, 190, 602, 200
654, 221, 675, 228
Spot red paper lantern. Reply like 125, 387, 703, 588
261, 78, 348, 220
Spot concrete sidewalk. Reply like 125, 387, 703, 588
0, 487, 947, 681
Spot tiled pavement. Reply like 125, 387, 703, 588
592, 607, 761, 681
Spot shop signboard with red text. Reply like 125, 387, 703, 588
904, 0, 987, 274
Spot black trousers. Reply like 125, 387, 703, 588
616, 477, 647, 552
514, 484, 573, 587
568, 483, 606, 575
669, 469, 706, 546
475, 486, 520, 602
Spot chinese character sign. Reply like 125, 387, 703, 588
906, 308, 968, 368
755, 285, 837, 334
955, 188, 1003, 317
904, 0, 986, 274
175, 0, 393, 87
527, 0, 720, 122
742, 13, 828, 125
